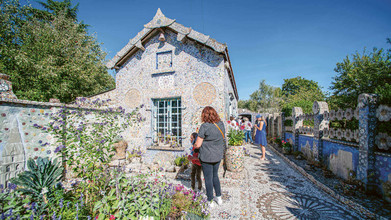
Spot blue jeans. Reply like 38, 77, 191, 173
201, 160, 221, 201
244, 130, 253, 143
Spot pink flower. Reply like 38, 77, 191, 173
110, 215, 115, 220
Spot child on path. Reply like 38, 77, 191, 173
188, 132, 202, 191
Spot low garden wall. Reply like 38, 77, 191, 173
275, 94, 391, 200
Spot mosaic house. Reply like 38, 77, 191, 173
91, 9, 239, 152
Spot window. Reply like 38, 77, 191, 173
152, 98, 182, 147
156, 51, 172, 70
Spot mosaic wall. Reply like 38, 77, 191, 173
323, 140, 359, 180
284, 132, 294, 145
91, 30, 237, 156
0, 102, 59, 186
298, 135, 314, 160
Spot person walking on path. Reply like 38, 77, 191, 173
188, 132, 202, 191
194, 106, 225, 208
243, 117, 253, 144
254, 114, 267, 160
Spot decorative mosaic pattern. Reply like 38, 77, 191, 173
193, 82, 216, 106
0, 105, 58, 186
225, 145, 244, 172
256, 192, 358, 219
124, 89, 141, 109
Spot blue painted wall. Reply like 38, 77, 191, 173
323, 140, 359, 174
298, 135, 314, 152
375, 155, 391, 184
284, 132, 293, 144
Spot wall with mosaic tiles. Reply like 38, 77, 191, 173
91, 29, 237, 157
280, 97, 391, 199
0, 101, 60, 186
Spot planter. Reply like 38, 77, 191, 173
113, 140, 128, 160
225, 145, 244, 172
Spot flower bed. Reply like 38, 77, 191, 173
1, 161, 210, 219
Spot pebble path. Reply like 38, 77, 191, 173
205, 144, 363, 219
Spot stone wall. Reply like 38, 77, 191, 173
0, 100, 61, 186
276, 95, 391, 199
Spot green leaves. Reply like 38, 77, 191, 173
227, 129, 245, 146
330, 46, 391, 109
0, 0, 115, 103
11, 157, 63, 199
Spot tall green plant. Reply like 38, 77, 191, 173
34, 98, 144, 181
11, 157, 63, 202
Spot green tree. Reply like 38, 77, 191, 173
239, 80, 283, 113
281, 77, 325, 116
330, 42, 391, 109
0, 0, 114, 103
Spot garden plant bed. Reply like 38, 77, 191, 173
270, 143, 391, 219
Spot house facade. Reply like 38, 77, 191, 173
92, 9, 238, 153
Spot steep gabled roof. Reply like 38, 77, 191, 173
107, 8, 238, 100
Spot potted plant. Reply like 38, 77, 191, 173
225, 129, 245, 172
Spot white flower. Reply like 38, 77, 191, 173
376, 133, 389, 150
344, 129, 353, 141
329, 110, 336, 121
354, 108, 359, 120
376, 105, 391, 122
323, 128, 329, 137
336, 128, 343, 139
345, 108, 353, 120
336, 109, 344, 120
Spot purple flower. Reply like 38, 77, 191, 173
54, 126, 59, 130
52, 211, 56, 220
100, 139, 106, 144
8, 183, 17, 190
59, 198, 63, 208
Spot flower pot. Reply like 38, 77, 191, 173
225, 145, 244, 172
113, 140, 127, 159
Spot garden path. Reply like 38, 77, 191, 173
203, 143, 363, 219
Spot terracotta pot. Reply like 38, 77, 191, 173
114, 140, 127, 159
225, 145, 244, 172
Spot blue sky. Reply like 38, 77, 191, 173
32, 0, 391, 100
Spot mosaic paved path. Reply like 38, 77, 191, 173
206, 144, 363, 219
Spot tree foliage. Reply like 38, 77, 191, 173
281, 77, 325, 116
0, 0, 114, 103
329, 43, 391, 109
238, 80, 283, 113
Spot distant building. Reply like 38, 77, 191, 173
91, 9, 238, 151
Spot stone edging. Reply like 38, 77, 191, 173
268, 143, 384, 220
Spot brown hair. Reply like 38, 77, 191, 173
201, 106, 221, 123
